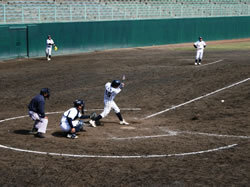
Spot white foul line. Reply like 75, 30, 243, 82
0, 144, 237, 159
201, 59, 223, 66
143, 78, 250, 120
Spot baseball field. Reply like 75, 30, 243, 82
0, 39, 249, 186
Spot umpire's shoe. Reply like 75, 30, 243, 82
34, 132, 45, 138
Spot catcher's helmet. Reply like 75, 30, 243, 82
111, 80, 121, 88
40, 88, 50, 99
73, 99, 85, 108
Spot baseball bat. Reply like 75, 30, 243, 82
122, 74, 126, 82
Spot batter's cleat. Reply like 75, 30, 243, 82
34, 132, 45, 138
195, 63, 198, 65
48, 58, 51, 61
67, 133, 78, 139
89, 120, 97, 127
29, 127, 38, 134
120, 120, 129, 125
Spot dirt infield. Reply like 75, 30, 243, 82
0, 41, 249, 186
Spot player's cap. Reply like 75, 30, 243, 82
199, 36, 202, 39
111, 80, 121, 88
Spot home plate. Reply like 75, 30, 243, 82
120, 126, 136, 130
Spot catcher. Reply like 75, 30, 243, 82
59, 99, 99, 139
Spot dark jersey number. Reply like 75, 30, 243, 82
106, 90, 112, 98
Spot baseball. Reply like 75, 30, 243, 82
221, 100, 224, 103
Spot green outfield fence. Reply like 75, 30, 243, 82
1, 16, 250, 60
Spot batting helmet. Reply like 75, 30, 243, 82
73, 99, 85, 108
111, 80, 121, 88
40, 88, 50, 99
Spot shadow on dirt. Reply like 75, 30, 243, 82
13, 129, 32, 135
52, 131, 67, 138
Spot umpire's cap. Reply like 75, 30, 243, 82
40, 88, 50, 99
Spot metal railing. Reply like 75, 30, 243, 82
0, 3, 250, 24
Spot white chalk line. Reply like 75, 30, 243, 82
110, 130, 250, 140
110, 131, 178, 140
143, 78, 250, 120
0, 108, 141, 123
0, 143, 237, 159
201, 59, 224, 66
181, 131, 250, 139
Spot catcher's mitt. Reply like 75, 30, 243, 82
90, 112, 98, 120
54, 46, 58, 51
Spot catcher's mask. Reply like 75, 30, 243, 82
73, 99, 85, 107
74, 100, 85, 114
111, 80, 121, 88
40, 88, 50, 99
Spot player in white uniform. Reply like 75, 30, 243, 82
60, 100, 91, 139
45, 35, 55, 61
89, 80, 129, 127
194, 36, 206, 65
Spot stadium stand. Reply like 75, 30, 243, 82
0, 0, 250, 23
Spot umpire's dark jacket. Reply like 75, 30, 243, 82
28, 94, 46, 118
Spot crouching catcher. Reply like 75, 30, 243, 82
60, 99, 92, 139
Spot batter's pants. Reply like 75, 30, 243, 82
100, 100, 120, 118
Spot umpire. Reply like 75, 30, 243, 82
28, 88, 50, 138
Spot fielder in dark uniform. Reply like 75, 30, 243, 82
28, 88, 50, 138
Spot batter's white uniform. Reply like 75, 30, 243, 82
60, 107, 81, 132
100, 82, 121, 118
194, 40, 206, 61
46, 38, 54, 58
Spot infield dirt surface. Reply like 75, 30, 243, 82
0, 39, 249, 186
